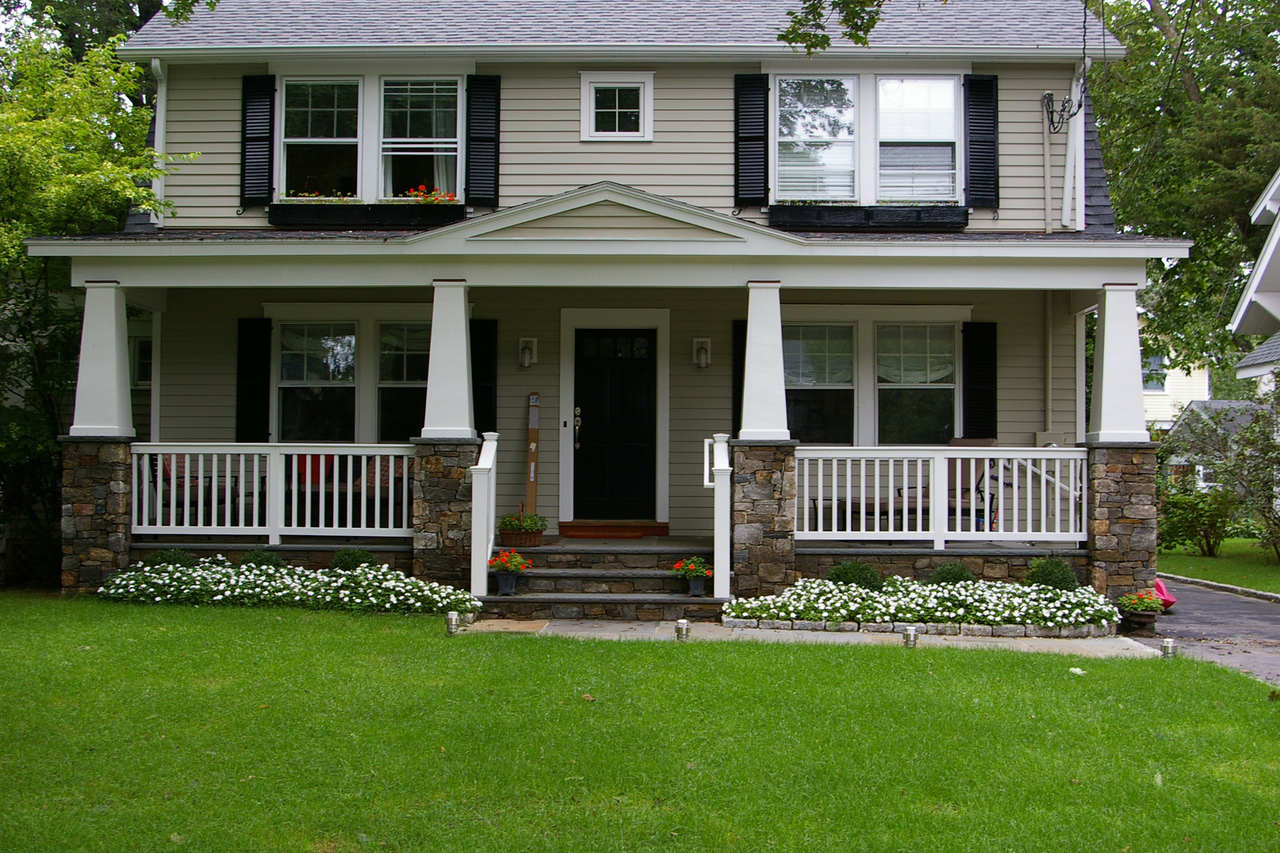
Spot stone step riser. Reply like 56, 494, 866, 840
480, 600, 724, 622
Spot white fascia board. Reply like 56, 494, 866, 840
1230, 216, 1280, 332
1249, 166, 1280, 226
117, 43, 1109, 65
1236, 361, 1276, 380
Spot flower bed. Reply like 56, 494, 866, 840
99, 557, 481, 615
722, 577, 1119, 634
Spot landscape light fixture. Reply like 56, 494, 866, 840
903, 626, 918, 648
446, 611, 460, 635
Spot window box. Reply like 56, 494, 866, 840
267, 202, 466, 230
768, 204, 968, 233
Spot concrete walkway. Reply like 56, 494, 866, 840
469, 618, 1157, 659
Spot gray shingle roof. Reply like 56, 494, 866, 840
123, 0, 1122, 55
1082, 89, 1117, 235
1236, 331, 1280, 370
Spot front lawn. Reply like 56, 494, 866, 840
1, 593, 1278, 852
1159, 537, 1280, 594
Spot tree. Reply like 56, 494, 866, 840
0, 1, 217, 60
1088, 0, 1280, 374
0, 23, 166, 560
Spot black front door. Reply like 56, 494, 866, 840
573, 328, 657, 519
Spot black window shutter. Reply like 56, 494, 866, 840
961, 322, 998, 439
732, 319, 747, 437
734, 74, 769, 207
963, 74, 999, 209
240, 75, 276, 207
470, 318, 498, 434
236, 318, 273, 442
465, 75, 501, 208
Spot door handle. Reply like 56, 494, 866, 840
573, 407, 582, 450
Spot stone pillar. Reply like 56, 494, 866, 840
411, 438, 481, 584
730, 440, 798, 597
60, 437, 132, 594
1086, 443, 1159, 599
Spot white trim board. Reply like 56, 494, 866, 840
558, 308, 671, 524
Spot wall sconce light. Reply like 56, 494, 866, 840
692, 337, 711, 369
519, 337, 537, 368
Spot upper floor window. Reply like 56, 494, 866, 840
382, 80, 460, 198
580, 72, 654, 141
772, 74, 962, 205
877, 77, 958, 203
283, 81, 359, 198
776, 77, 858, 202
1143, 354, 1168, 392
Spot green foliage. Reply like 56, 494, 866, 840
776, 0, 951, 54
497, 511, 547, 533
329, 549, 376, 571
238, 548, 285, 569
1025, 557, 1080, 591
929, 562, 975, 585
141, 548, 196, 569
1158, 474, 1237, 557
826, 561, 883, 591
1089, 0, 1280, 372
669, 556, 710, 579
1117, 589, 1164, 613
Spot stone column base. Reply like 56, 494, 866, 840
1086, 442, 1159, 599
730, 440, 798, 597
60, 436, 133, 594
411, 438, 481, 585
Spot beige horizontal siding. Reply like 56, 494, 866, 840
163, 64, 270, 228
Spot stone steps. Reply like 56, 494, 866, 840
479, 594, 727, 622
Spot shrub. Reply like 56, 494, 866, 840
1024, 556, 1079, 590
497, 510, 547, 533
329, 549, 376, 571
827, 561, 883, 591
1158, 474, 1237, 558
141, 548, 196, 569
238, 548, 285, 569
930, 562, 975, 584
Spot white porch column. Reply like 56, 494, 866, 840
739, 281, 790, 440
421, 280, 476, 439
69, 281, 135, 437
1086, 283, 1150, 443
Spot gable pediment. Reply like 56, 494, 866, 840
474, 200, 738, 242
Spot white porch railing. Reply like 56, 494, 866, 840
131, 443, 415, 543
795, 446, 1089, 548
702, 433, 732, 599
469, 432, 500, 598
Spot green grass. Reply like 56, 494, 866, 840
2, 593, 1279, 853
1159, 537, 1280, 594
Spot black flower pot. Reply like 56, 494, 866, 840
496, 572, 520, 596
1119, 609, 1158, 637
687, 575, 707, 597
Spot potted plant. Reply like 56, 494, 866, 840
497, 505, 547, 547
671, 556, 712, 597
1116, 589, 1162, 636
488, 550, 530, 596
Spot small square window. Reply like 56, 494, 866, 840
580, 72, 654, 141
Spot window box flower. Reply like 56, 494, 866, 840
769, 203, 968, 232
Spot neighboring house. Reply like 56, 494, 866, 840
1141, 353, 1210, 433
30, 0, 1188, 610
1232, 167, 1280, 391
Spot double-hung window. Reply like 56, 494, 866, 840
278, 323, 358, 442
381, 80, 460, 198
876, 324, 956, 444
775, 77, 858, 202
282, 81, 360, 198
377, 323, 431, 441
783, 325, 856, 443
877, 77, 959, 203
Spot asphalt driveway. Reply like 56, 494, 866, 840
1146, 578, 1280, 686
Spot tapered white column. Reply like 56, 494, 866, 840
69, 281, 135, 437
739, 281, 790, 440
421, 280, 476, 439
1086, 283, 1150, 443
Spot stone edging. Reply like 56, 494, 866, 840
720, 617, 1116, 638
1158, 572, 1280, 605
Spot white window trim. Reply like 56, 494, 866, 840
277, 77, 364, 201
579, 72, 655, 142
377, 76, 464, 201
782, 305, 971, 445
769, 71, 967, 206
263, 303, 433, 443
874, 75, 962, 205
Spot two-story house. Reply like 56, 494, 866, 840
33, 0, 1188, 616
